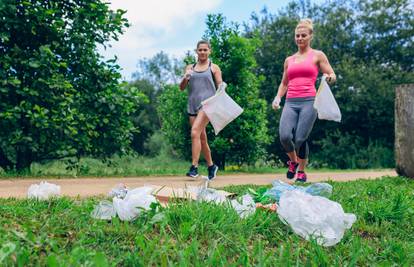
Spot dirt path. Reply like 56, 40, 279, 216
0, 170, 396, 198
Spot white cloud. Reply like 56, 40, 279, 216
101, 0, 222, 80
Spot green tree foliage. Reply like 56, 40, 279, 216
129, 52, 188, 155
156, 85, 191, 159
246, 0, 413, 168
127, 79, 159, 155
0, 0, 144, 171
132, 51, 184, 89
205, 14, 270, 168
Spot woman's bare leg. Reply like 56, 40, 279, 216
190, 111, 210, 166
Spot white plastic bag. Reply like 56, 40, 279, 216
230, 194, 256, 219
91, 200, 117, 220
201, 82, 243, 135
277, 190, 356, 246
113, 186, 157, 221
264, 180, 333, 202
196, 188, 228, 204
108, 183, 128, 198
314, 76, 341, 122
27, 181, 61, 200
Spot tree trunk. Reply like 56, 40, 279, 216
395, 84, 414, 178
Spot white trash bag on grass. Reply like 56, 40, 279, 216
277, 190, 356, 246
91, 200, 116, 220
201, 82, 243, 135
314, 76, 341, 122
27, 181, 61, 200
113, 186, 157, 221
108, 183, 128, 198
230, 194, 256, 219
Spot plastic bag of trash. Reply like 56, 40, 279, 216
125, 186, 154, 199
304, 183, 333, 197
201, 82, 243, 135
277, 190, 356, 246
314, 76, 341, 122
108, 183, 128, 198
196, 188, 227, 204
91, 200, 116, 220
113, 186, 157, 221
27, 181, 61, 200
230, 194, 256, 218
264, 180, 333, 202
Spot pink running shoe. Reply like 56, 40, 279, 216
296, 171, 307, 182
286, 161, 299, 179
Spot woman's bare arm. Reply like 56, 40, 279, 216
179, 65, 192, 91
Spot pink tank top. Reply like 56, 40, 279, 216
286, 49, 318, 98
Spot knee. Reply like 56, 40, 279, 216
295, 138, 307, 149
191, 127, 201, 139
279, 132, 291, 146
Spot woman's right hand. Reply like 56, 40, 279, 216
184, 69, 193, 81
272, 95, 281, 110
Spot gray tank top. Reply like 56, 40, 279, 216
187, 61, 216, 115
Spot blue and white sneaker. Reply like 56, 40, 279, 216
207, 164, 218, 180
186, 165, 199, 178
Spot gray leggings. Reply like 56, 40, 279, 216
279, 98, 317, 159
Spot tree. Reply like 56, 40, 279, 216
132, 51, 184, 90
204, 14, 270, 168
395, 84, 414, 178
127, 79, 159, 155
157, 84, 191, 159
0, 0, 144, 171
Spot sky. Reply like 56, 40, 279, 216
102, 0, 323, 80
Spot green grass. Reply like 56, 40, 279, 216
1, 176, 413, 266
0, 155, 391, 178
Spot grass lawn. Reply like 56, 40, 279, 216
1, 176, 413, 266
0, 155, 389, 178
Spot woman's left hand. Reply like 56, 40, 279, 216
326, 73, 336, 84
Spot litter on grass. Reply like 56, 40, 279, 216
230, 194, 256, 218
108, 183, 128, 198
91, 200, 116, 220
253, 180, 333, 203
92, 182, 242, 221
152, 181, 235, 205
27, 181, 61, 200
277, 190, 356, 246
92, 186, 157, 221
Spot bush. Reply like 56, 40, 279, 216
312, 130, 394, 169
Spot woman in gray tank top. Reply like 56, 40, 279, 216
179, 40, 222, 180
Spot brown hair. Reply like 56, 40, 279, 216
296, 18, 313, 34
196, 40, 211, 49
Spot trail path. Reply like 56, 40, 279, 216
0, 170, 396, 198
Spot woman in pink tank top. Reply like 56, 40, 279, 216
272, 19, 336, 182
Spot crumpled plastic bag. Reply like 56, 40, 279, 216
230, 194, 256, 218
113, 186, 157, 221
27, 181, 61, 200
264, 180, 332, 203
196, 187, 228, 204
91, 200, 116, 220
277, 190, 356, 246
108, 183, 128, 198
